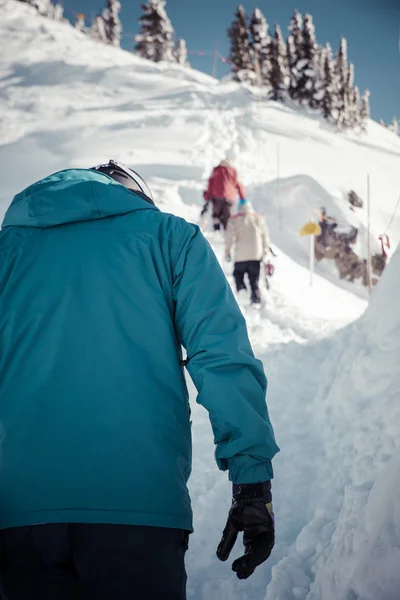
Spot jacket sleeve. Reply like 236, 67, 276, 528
261, 217, 270, 257
173, 225, 279, 483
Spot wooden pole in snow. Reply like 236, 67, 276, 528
367, 174, 372, 295
277, 143, 282, 230
310, 234, 315, 287
212, 42, 219, 79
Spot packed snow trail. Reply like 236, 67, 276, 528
186, 234, 366, 600
1, 3, 400, 598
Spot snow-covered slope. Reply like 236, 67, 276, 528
1, 0, 400, 282
1, 2, 399, 599
265, 246, 400, 600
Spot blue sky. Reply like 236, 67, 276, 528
64, 0, 400, 122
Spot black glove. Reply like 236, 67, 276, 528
217, 481, 275, 579
200, 202, 209, 217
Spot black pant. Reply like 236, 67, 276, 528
0, 524, 188, 600
233, 260, 261, 304
211, 198, 232, 230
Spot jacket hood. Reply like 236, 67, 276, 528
218, 160, 234, 169
2, 169, 158, 228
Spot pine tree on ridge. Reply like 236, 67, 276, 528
249, 8, 272, 88
270, 23, 289, 101
135, 0, 175, 63
227, 5, 253, 83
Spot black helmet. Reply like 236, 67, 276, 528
92, 160, 154, 204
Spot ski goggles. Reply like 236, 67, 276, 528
92, 160, 154, 204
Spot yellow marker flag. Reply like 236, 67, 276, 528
300, 222, 322, 236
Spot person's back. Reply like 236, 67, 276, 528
0, 165, 278, 599
203, 160, 246, 230
0, 168, 195, 530
225, 200, 270, 305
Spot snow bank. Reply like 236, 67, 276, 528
266, 246, 400, 600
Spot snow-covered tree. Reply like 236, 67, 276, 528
389, 117, 399, 135
320, 44, 337, 122
342, 63, 360, 129
249, 8, 272, 87
287, 11, 304, 100
52, 3, 64, 20
101, 0, 122, 47
335, 37, 349, 126
360, 89, 370, 132
90, 15, 108, 43
320, 43, 337, 121
90, 0, 121, 46
335, 37, 348, 84
227, 5, 253, 83
270, 24, 289, 102
75, 13, 87, 33
312, 46, 327, 110
295, 13, 318, 106
349, 85, 361, 129
337, 62, 354, 129
173, 39, 189, 67
135, 0, 175, 63
286, 34, 297, 98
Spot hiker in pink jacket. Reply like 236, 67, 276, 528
202, 160, 246, 231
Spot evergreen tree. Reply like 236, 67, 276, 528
53, 4, 64, 20
135, 0, 175, 63
389, 117, 399, 135
101, 0, 122, 47
90, 15, 108, 44
312, 46, 327, 110
360, 90, 370, 132
321, 43, 337, 121
343, 63, 358, 129
270, 24, 289, 102
335, 37, 349, 127
227, 5, 253, 83
173, 39, 189, 67
75, 13, 87, 33
350, 85, 361, 129
90, 1, 121, 46
286, 34, 297, 98
249, 8, 272, 87
296, 13, 318, 106
287, 10, 303, 100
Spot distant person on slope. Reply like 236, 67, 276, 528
225, 199, 270, 305
0, 160, 278, 599
202, 159, 246, 230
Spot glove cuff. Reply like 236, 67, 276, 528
233, 481, 271, 501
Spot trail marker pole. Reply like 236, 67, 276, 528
367, 174, 372, 295
212, 42, 219, 79
309, 234, 315, 287
277, 143, 282, 230
299, 221, 322, 288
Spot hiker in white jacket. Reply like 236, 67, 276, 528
225, 199, 270, 304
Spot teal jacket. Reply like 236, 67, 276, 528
0, 169, 279, 532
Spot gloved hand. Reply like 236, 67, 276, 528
200, 202, 209, 217
217, 481, 275, 579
